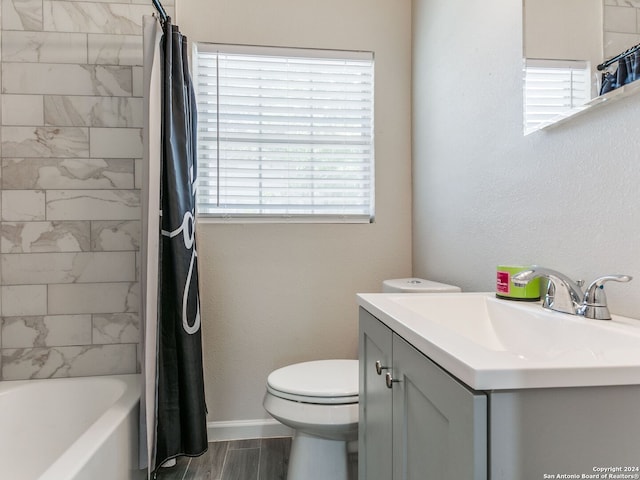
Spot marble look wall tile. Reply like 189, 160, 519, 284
90, 128, 143, 158
2, 344, 137, 379
606, 1, 640, 6
1, 285, 47, 316
2, 315, 92, 348
604, 6, 638, 33
46, 190, 140, 220
1, 127, 89, 158
44, 96, 143, 127
91, 220, 140, 251
0, 0, 155, 380
79, 0, 134, 3
2, 158, 135, 189
48, 281, 138, 314
132, 66, 143, 97
43, 1, 151, 34
1, 221, 90, 252
2, 31, 87, 63
2, 190, 46, 221
2, 63, 133, 96
2, 0, 43, 31
132, 0, 174, 5
2, 95, 44, 126
135, 251, 140, 283
92, 312, 139, 344
604, 31, 640, 57
88, 34, 142, 66
134, 158, 142, 189
2, 251, 136, 284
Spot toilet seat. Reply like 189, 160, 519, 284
267, 359, 358, 405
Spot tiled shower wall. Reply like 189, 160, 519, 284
603, 1, 640, 58
0, 0, 172, 380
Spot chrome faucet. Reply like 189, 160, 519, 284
512, 266, 584, 315
511, 266, 632, 320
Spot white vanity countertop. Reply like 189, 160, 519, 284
357, 292, 640, 391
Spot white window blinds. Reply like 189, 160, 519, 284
193, 44, 375, 222
524, 59, 591, 134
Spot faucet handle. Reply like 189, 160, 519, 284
579, 275, 632, 320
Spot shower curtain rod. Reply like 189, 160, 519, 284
597, 42, 640, 71
152, 0, 168, 24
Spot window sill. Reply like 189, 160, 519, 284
195, 215, 374, 225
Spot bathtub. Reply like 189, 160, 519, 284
0, 374, 145, 480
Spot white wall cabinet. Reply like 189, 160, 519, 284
359, 308, 487, 480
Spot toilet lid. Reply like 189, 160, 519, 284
267, 359, 358, 403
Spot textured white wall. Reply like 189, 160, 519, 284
412, 0, 640, 319
178, 0, 413, 421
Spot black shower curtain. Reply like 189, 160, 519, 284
154, 17, 207, 472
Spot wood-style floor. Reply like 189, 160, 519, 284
154, 437, 358, 480
154, 438, 291, 480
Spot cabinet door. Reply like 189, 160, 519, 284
359, 308, 393, 480
392, 335, 487, 480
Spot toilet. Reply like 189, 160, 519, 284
262, 278, 461, 480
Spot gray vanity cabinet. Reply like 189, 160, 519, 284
359, 308, 487, 480
359, 308, 393, 480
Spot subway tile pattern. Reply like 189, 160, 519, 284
0, 0, 175, 379
604, 2, 640, 58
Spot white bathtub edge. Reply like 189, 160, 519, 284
38, 374, 142, 480
207, 419, 292, 442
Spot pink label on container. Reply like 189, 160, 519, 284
496, 271, 510, 294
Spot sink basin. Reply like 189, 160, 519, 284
357, 292, 640, 390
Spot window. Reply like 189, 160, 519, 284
523, 59, 591, 134
192, 44, 375, 222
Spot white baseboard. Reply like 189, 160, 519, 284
207, 419, 293, 442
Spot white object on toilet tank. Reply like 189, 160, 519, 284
382, 278, 461, 293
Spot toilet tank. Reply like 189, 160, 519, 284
382, 278, 461, 293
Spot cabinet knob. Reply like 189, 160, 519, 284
375, 360, 390, 375
385, 372, 400, 389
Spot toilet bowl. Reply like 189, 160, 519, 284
263, 359, 358, 480
263, 278, 460, 480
